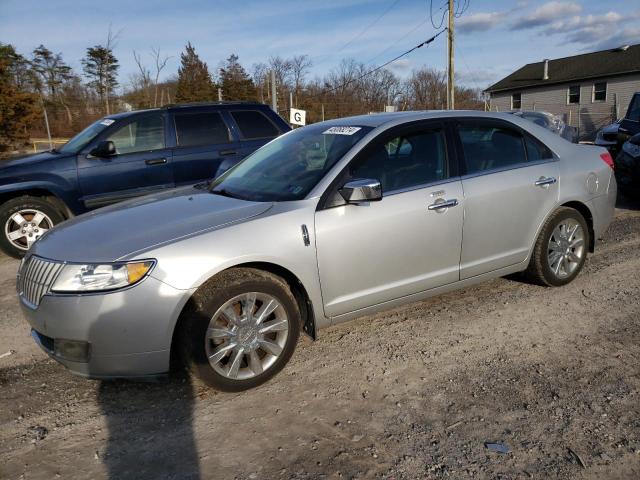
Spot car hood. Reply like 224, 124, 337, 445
31, 186, 274, 262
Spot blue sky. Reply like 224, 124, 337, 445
1, 0, 639, 91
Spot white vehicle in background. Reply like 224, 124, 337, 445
509, 110, 577, 143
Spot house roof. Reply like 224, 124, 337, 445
486, 44, 640, 93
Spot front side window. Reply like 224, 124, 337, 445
568, 85, 580, 104
511, 93, 522, 109
107, 115, 165, 155
210, 124, 373, 201
593, 82, 607, 102
458, 122, 527, 174
231, 110, 279, 139
351, 128, 448, 192
174, 112, 230, 147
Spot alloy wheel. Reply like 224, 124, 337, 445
547, 218, 585, 279
205, 292, 289, 380
4, 209, 53, 251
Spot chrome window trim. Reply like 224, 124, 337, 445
383, 176, 462, 197
459, 157, 559, 181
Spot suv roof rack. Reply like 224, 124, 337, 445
161, 101, 264, 109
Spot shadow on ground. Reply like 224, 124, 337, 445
97, 373, 201, 479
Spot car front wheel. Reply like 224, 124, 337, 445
179, 268, 300, 392
0, 196, 64, 258
526, 207, 589, 286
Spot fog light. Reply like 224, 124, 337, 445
54, 339, 91, 362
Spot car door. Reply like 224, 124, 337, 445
77, 112, 173, 208
314, 122, 464, 318
171, 110, 241, 186
455, 118, 559, 279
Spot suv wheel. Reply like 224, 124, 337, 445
179, 268, 300, 392
0, 196, 65, 258
526, 207, 589, 286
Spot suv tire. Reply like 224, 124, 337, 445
0, 196, 65, 259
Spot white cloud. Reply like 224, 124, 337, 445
458, 12, 506, 34
511, 1, 582, 30
388, 58, 411, 71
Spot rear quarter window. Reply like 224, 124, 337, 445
231, 110, 280, 139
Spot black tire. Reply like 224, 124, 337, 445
178, 268, 300, 392
525, 207, 589, 287
0, 196, 65, 259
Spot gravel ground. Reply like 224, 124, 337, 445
1, 200, 639, 480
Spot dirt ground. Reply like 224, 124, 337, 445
1, 201, 639, 480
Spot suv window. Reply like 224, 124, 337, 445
351, 128, 447, 192
627, 94, 640, 122
458, 122, 527, 174
107, 115, 164, 154
174, 112, 230, 147
231, 110, 279, 139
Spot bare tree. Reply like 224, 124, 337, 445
151, 47, 171, 107
132, 50, 152, 106
290, 55, 312, 106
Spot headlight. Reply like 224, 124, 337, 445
51, 260, 155, 293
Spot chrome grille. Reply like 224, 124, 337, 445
17, 256, 64, 307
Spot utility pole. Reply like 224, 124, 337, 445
218, 88, 223, 102
447, 0, 455, 110
270, 70, 277, 112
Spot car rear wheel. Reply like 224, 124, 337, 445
179, 268, 300, 392
525, 207, 589, 287
0, 196, 64, 259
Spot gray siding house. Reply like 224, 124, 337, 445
485, 44, 640, 140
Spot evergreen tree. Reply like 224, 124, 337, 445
219, 54, 255, 101
0, 44, 39, 153
82, 45, 119, 114
175, 42, 215, 103
31, 45, 73, 97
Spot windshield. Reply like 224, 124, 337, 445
58, 118, 114, 154
210, 124, 373, 201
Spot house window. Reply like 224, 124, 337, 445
593, 82, 607, 102
511, 93, 521, 109
568, 85, 580, 104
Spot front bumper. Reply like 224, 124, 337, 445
20, 275, 195, 379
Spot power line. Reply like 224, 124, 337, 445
310, 29, 447, 100
313, 0, 404, 65
429, 0, 448, 29
364, 17, 430, 65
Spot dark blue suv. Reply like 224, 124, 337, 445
0, 102, 290, 257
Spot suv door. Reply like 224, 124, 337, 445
77, 113, 173, 208
455, 118, 559, 279
171, 110, 240, 186
315, 122, 464, 318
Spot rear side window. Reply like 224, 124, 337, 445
524, 135, 554, 161
458, 122, 527, 174
174, 112, 230, 147
231, 110, 279, 139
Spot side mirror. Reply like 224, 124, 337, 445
90, 140, 116, 157
339, 178, 382, 204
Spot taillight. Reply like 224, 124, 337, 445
600, 152, 614, 170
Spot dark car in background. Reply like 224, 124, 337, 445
615, 133, 640, 198
0, 102, 290, 258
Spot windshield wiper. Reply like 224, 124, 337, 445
211, 188, 241, 199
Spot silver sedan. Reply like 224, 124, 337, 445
17, 111, 617, 391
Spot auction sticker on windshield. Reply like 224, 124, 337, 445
323, 126, 361, 135
100, 119, 115, 126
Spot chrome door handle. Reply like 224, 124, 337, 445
428, 198, 458, 211
535, 177, 557, 187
